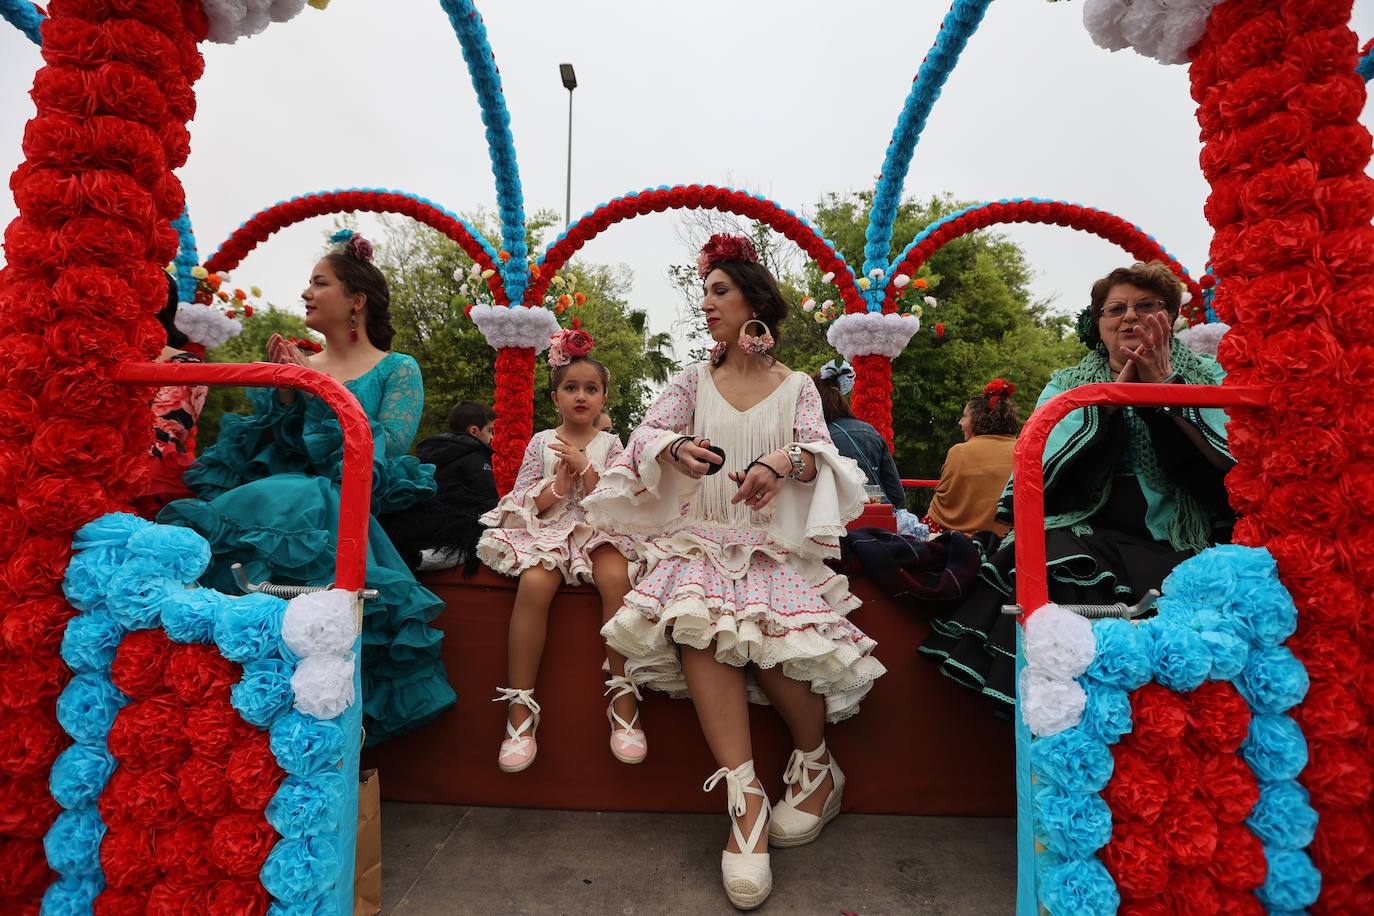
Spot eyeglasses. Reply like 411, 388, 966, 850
1101, 299, 1167, 320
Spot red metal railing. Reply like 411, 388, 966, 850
1011, 382, 1269, 622
111, 362, 374, 591
900, 478, 939, 489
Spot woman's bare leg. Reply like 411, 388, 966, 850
505, 564, 563, 729
754, 664, 833, 816
682, 645, 766, 853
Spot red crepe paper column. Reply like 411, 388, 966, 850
1192, 1, 1374, 910
0, 1, 207, 908
492, 348, 536, 493
850, 355, 895, 445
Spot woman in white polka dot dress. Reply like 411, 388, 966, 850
584, 234, 886, 911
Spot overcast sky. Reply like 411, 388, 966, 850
3, 1, 1372, 358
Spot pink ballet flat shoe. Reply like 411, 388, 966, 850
494, 687, 541, 774
604, 675, 647, 764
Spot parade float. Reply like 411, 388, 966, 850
0, 0, 1370, 913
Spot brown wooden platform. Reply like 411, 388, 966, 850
362, 566, 1014, 817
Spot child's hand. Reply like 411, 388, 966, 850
550, 436, 590, 476
554, 458, 576, 494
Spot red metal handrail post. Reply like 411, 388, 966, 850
1011, 382, 1269, 621
111, 362, 374, 591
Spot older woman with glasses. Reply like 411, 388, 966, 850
919, 261, 1234, 715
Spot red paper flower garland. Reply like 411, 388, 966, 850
202, 189, 507, 305
527, 185, 864, 311
0, 2, 207, 908
1192, 1, 1374, 910
880, 200, 1205, 322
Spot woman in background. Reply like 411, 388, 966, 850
813, 360, 906, 509
924, 379, 1019, 537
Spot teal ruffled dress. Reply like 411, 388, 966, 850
158, 352, 456, 744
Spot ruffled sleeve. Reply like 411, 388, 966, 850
291, 355, 436, 515
765, 375, 866, 558
583, 366, 702, 532
478, 431, 561, 530
183, 385, 309, 499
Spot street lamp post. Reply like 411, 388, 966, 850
560, 63, 577, 229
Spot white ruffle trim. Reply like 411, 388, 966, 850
282, 588, 357, 721
202, 0, 314, 45
604, 591, 885, 724
175, 302, 242, 349
1175, 321, 1229, 358
1020, 603, 1097, 737
1082, 0, 1222, 66
825, 311, 920, 360
469, 304, 560, 352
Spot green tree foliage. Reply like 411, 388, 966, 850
671, 192, 1084, 507
375, 211, 677, 442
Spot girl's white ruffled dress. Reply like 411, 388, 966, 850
584, 364, 887, 722
477, 429, 636, 584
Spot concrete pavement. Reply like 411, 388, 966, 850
379, 803, 1014, 915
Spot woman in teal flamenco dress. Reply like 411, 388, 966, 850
159, 231, 455, 743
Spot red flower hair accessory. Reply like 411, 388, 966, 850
547, 317, 595, 368
697, 233, 760, 278
984, 378, 1016, 408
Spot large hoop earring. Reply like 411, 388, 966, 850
738, 318, 775, 356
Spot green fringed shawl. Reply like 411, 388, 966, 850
1001, 345, 1231, 553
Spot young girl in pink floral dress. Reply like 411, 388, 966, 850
477, 326, 643, 773
584, 235, 886, 910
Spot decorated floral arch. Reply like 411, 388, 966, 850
1, 0, 1372, 913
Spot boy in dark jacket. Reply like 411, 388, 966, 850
382, 400, 499, 572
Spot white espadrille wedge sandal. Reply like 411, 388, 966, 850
704, 760, 772, 910
768, 741, 844, 847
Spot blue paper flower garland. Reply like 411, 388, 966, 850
862, 0, 994, 305
438, 0, 530, 306
0, 0, 43, 45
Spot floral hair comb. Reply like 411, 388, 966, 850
697, 233, 760, 278
547, 318, 595, 368
329, 228, 375, 263
983, 378, 1016, 408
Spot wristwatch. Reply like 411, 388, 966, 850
783, 443, 806, 479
